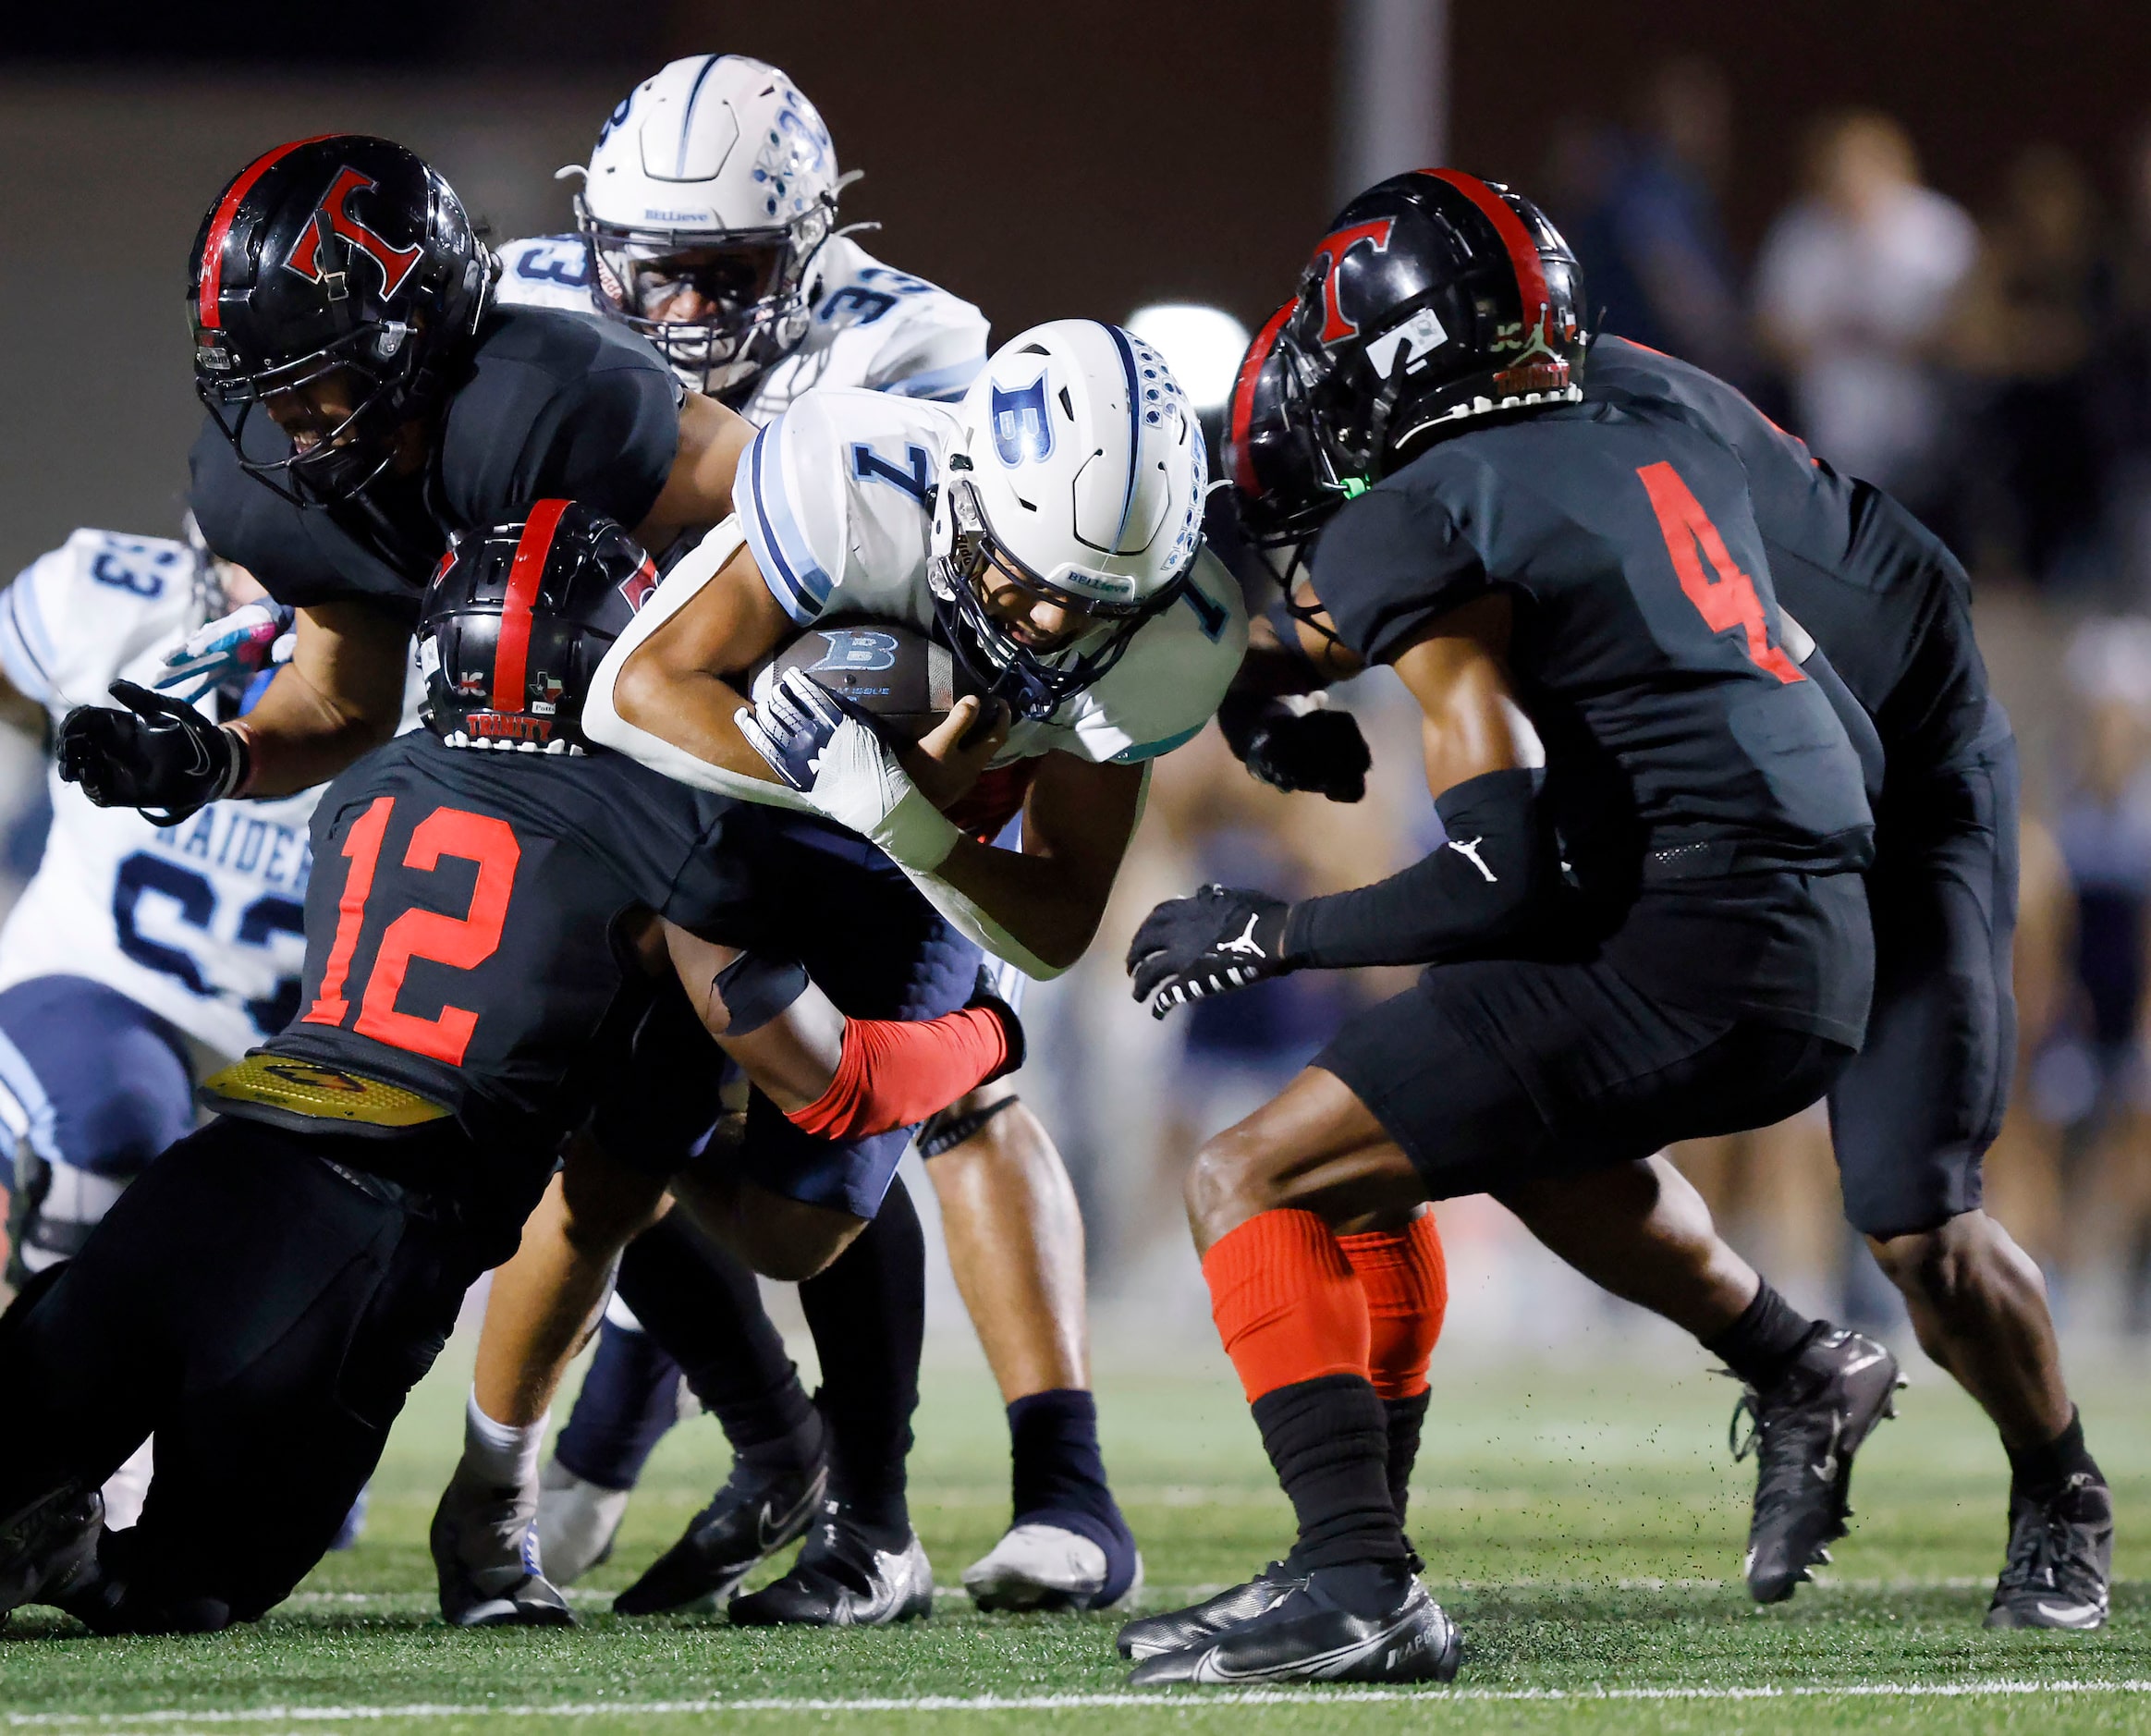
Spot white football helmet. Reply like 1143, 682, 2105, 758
568, 55, 843, 398
929, 320, 1207, 720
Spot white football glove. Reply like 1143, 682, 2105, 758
736, 668, 960, 873
154, 601, 295, 703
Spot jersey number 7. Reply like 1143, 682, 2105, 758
1635, 461, 1803, 685
299, 798, 520, 1065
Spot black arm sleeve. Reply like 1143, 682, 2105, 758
1282, 767, 1553, 969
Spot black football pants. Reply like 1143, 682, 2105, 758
0, 1115, 514, 1632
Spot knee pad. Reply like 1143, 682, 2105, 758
918, 1092, 1021, 1161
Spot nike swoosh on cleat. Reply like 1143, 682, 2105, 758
1838, 1351, 1888, 1375
2034, 1599, 2106, 1625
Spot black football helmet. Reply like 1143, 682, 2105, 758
420, 500, 656, 754
1227, 169, 1588, 545
190, 135, 495, 509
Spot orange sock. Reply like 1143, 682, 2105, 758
1336, 1213, 1448, 1400
1202, 1210, 1370, 1403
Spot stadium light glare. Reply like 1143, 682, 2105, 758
1126, 303, 1253, 414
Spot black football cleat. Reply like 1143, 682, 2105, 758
0, 1485, 103, 1620
1130, 1562, 1460, 1686
613, 1455, 828, 1616
1984, 1472, 2112, 1631
1117, 1560, 1303, 1660
727, 1499, 933, 1627
430, 1474, 575, 1629
1730, 1326, 1903, 1604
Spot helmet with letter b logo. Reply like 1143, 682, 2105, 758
928, 319, 1206, 721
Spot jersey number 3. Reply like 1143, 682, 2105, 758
1635, 462, 1803, 685
300, 799, 520, 1066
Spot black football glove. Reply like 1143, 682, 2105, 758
966, 964, 1027, 1082
56, 680, 249, 826
1216, 691, 1370, 802
1126, 885, 1293, 1019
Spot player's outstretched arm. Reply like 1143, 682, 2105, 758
660, 923, 1020, 1137
1130, 593, 1555, 1014
232, 601, 412, 796
55, 598, 408, 819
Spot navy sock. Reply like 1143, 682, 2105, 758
553, 1317, 683, 1492
799, 1177, 924, 1546
1007, 1388, 1138, 1601
615, 1214, 819, 1472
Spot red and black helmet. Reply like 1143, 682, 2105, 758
1226, 169, 1588, 544
190, 135, 495, 509
419, 500, 657, 755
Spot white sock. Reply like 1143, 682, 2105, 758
463, 1388, 548, 1490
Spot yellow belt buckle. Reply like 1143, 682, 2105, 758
202, 1054, 450, 1130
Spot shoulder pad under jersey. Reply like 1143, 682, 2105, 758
734, 388, 957, 627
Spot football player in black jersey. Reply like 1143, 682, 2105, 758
0, 502, 1021, 1636
1205, 177, 2110, 1638
1117, 172, 1896, 1685
51, 133, 1092, 1630
1570, 338, 2108, 1630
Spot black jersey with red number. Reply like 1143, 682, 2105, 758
258, 730, 764, 1150
1583, 336, 1989, 778
1313, 395, 1875, 891
189, 308, 683, 622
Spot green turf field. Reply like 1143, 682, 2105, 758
6, 1337, 2151, 1734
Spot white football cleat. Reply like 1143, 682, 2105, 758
430, 1464, 573, 1628
962, 1521, 1143, 1613
534, 1458, 630, 1587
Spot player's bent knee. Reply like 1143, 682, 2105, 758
1184, 1125, 1290, 1246
1868, 1211, 1993, 1304
556, 1135, 670, 1254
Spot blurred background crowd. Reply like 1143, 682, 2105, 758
8, 2, 2151, 1356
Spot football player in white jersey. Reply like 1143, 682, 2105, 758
0, 523, 344, 1534
474, 56, 1161, 1619
572, 319, 1243, 1616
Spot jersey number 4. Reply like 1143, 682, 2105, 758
1635, 462, 1803, 685
299, 799, 520, 1066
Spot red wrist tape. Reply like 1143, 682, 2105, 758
786, 1006, 1008, 1139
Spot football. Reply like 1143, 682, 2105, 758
754, 617, 982, 742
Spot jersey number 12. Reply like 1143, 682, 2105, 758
1635, 461, 1803, 685
299, 798, 520, 1066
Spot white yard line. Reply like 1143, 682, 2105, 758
10, 1681, 2151, 1724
